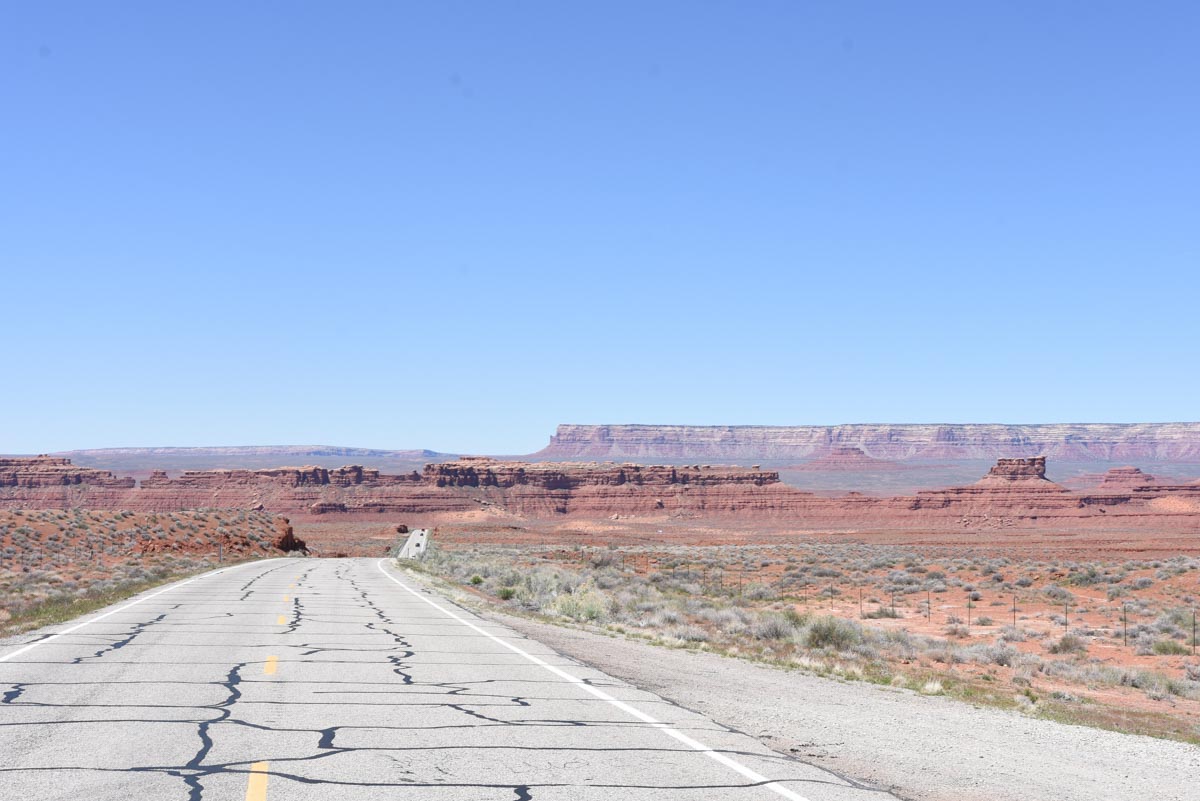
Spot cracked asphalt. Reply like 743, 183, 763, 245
0, 558, 902, 800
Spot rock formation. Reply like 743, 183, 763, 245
1095, 466, 1159, 490
977, 457, 1050, 483
790, 447, 903, 472
0, 456, 135, 489
271, 518, 307, 553
53, 445, 454, 476
533, 423, 1200, 462
1, 455, 1200, 532
906, 456, 1073, 517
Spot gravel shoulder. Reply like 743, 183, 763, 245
479, 604, 1200, 801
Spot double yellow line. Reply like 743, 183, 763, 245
245, 576, 300, 798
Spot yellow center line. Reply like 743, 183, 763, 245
283, 595, 289, 603
245, 761, 269, 801
276, 615, 287, 625
264, 656, 278, 675
289, 583, 296, 588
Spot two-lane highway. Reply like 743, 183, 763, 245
0, 558, 899, 800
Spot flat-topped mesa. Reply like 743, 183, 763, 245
791, 447, 902, 472
908, 456, 1070, 513
535, 423, 1200, 461
978, 457, 1050, 483
1097, 466, 1158, 489
142, 468, 301, 488
424, 459, 780, 490
140, 465, 422, 489
0, 456, 135, 489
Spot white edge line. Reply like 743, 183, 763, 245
377, 558, 812, 801
0, 558, 274, 664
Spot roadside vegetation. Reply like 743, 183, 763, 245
406, 540, 1200, 743
0, 508, 279, 637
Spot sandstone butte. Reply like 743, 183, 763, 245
532, 422, 1200, 461
787, 447, 904, 472
2, 455, 1200, 531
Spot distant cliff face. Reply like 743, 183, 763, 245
0, 456, 135, 489
54, 446, 453, 476
1, 455, 1199, 531
533, 423, 1200, 462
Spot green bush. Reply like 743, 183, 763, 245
1152, 639, 1191, 656
753, 614, 796, 640
549, 586, 610, 623
1049, 634, 1088, 655
804, 616, 862, 651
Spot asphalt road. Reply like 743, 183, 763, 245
0, 558, 901, 800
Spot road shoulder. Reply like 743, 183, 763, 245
467, 593, 1199, 801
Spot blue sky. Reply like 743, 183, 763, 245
3, 2, 1198, 454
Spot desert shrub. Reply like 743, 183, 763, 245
1067, 567, 1103, 586
998, 626, 1027, 642
742, 583, 776, 601
589, 551, 618, 569
1048, 634, 1088, 655
668, 625, 710, 643
649, 609, 681, 627
959, 642, 1019, 666
702, 607, 748, 634
1152, 640, 1191, 656
548, 586, 611, 623
1043, 585, 1073, 602
753, 613, 797, 640
804, 616, 862, 651
1156, 607, 1194, 631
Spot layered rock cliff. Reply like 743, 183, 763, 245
1, 455, 1199, 531
534, 423, 1200, 461
55, 445, 453, 476
0, 456, 135, 489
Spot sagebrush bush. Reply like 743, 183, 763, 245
1048, 634, 1088, 655
804, 616, 862, 651
1152, 640, 1191, 656
753, 614, 797, 640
